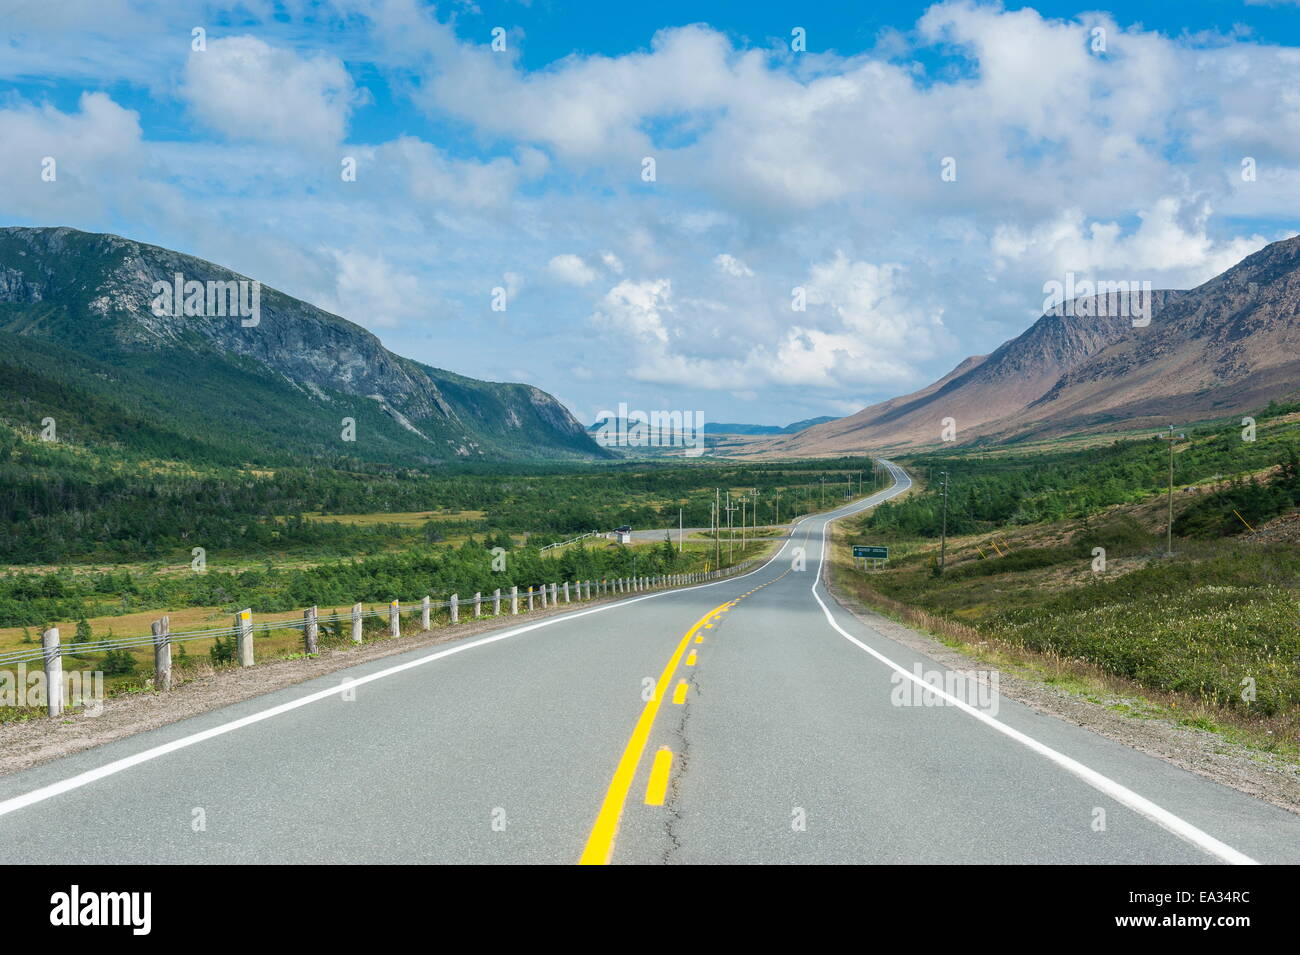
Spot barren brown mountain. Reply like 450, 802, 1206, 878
751, 235, 1300, 456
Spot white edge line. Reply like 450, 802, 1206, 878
810, 460, 1258, 866
0, 506, 817, 820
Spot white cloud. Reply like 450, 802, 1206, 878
182, 36, 359, 148
991, 198, 1270, 291
547, 253, 598, 286
592, 279, 673, 345
714, 253, 753, 277
319, 249, 429, 328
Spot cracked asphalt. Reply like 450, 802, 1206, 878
2, 462, 1299, 864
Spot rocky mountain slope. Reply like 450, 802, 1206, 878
0, 227, 605, 464
754, 235, 1300, 455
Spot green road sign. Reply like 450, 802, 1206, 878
853, 545, 888, 560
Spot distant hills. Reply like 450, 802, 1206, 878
587, 415, 837, 436
0, 227, 607, 465
751, 234, 1300, 455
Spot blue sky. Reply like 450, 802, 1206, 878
2, 0, 1299, 426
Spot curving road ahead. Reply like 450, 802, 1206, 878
1, 461, 1297, 864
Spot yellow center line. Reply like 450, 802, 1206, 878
577, 600, 730, 865
644, 748, 673, 806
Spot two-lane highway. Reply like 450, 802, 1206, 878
1, 461, 1297, 864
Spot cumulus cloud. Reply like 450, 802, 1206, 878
991, 198, 1270, 292
0, 92, 146, 220
182, 36, 360, 148
9, 1, 1300, 424
319, 249, 430, 328
714, 254, 753, 277
548, 254, 598, 286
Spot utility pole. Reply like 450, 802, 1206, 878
678, 506, 683, 553
939, 470, 950, 575
1160, 426, 1184, 556
715, 488, 721, 569
740, 498, 746, 549
724, 492, 737, 562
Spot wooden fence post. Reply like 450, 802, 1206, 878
389, 600, 400, 638
41, 627, 61, 718
450, 594, 459, 624
493, 588, 502, 615
474, 592, 482, 617
236, 609, 253, 666
304, 606, 319, 655
421, 595, 431, 630
351, 603, 363, 643
152, 616, 172, 691
511, 586, 519, 614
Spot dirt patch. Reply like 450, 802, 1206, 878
0, 595, 627, 778
1245, 509, 1300, 544
825, 572, 1300, 815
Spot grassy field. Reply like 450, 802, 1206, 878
833, 462, 1300, 757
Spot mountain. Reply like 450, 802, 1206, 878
753, 235, 1300, 454
1014, 236, 1300, 437
752, 287, 1186, 455
0, 227, 606, 465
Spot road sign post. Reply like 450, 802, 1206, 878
852, 544, 889, 570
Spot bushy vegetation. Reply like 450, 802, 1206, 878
839, 407, 1300, 724
0, 416, 880, 564
0, 534, 744, 627
1174, 450, 1300, 537
867, 417, 1300, 540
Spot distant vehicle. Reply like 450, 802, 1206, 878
614, 525, 631, 533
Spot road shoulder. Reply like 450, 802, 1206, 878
823, 559, 1300, 816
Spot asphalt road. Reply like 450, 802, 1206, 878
2, 460, 1297, 864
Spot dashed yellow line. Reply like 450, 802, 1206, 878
577, 560, 802, 864
644, 748, 673, 806
577, 601, 730, 865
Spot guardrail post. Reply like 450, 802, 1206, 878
303, 606, 319, 655
540, 583, 548, 609
511, 586, 519, 614
527, 586, 535, 611
389, 600, 400, 638
493, 588, 502, 615
351, 603, 363, 643
563, 581, 570, 603
451, 593, 459, 624
152, 616, 172, 691
42, 627, 62, 718
421, 595, 431, 630
236, 608, 254, 666
474, 592, 482, 618
551, 583, 558, 605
